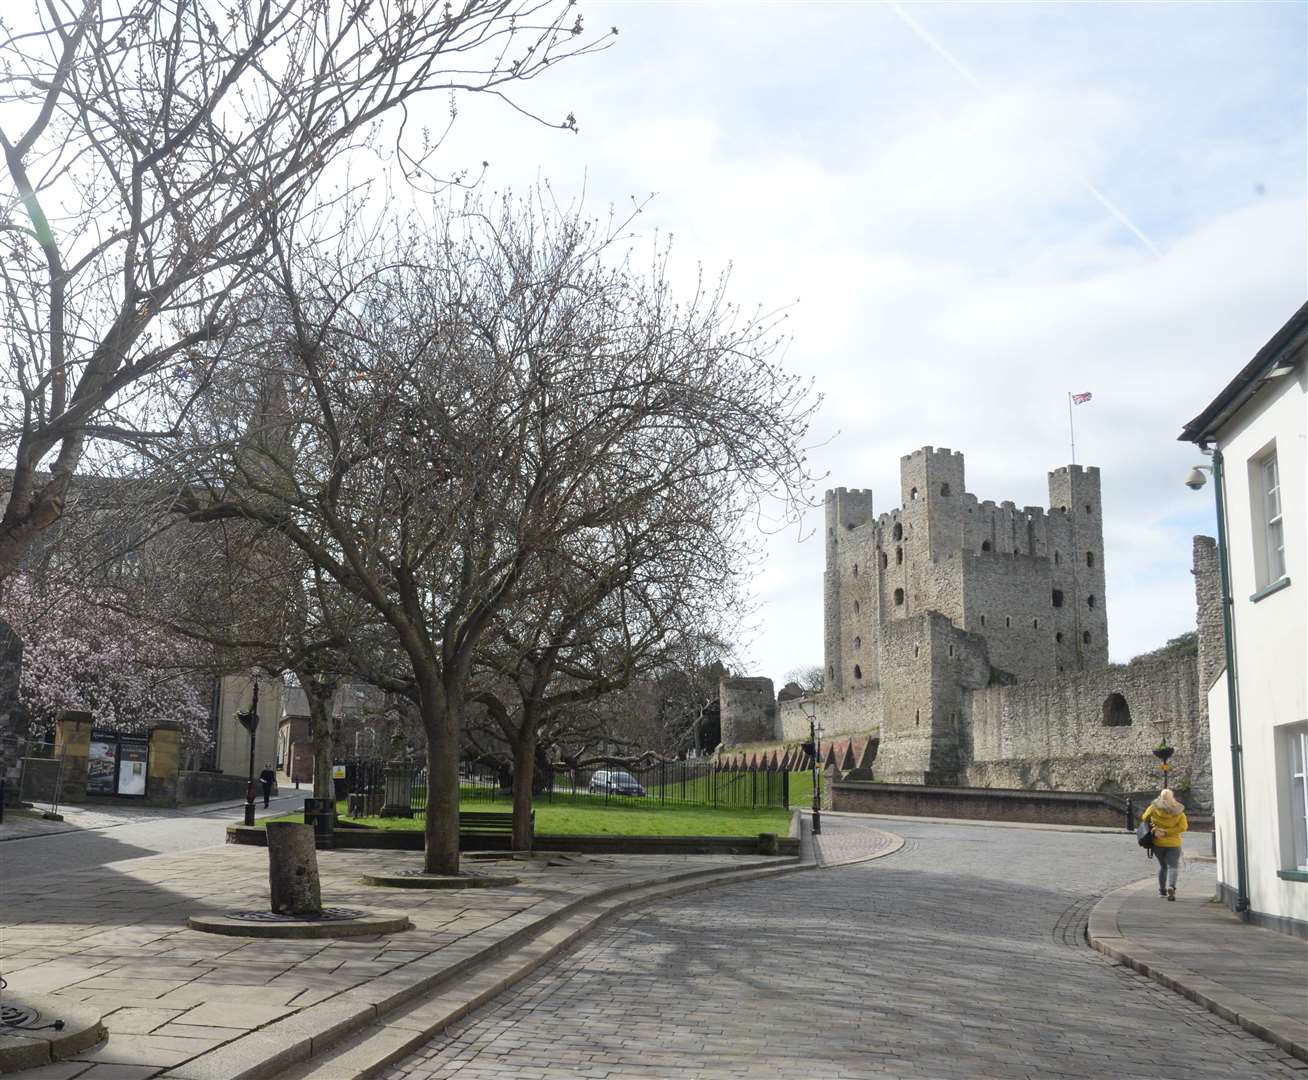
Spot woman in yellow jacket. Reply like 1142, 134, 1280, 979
1143, 788, 1188, 900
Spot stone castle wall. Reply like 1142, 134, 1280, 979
719, 677, 777, 746
778, 686, 881, 742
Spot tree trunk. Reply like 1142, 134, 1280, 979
266, 822, 322, 915
510, 728, 536, 852
422, 685, 461, 875
302, 678, 336, 804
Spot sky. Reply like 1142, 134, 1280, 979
422, 1, 1305, 681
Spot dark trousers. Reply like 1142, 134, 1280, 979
261, 782, 273, 808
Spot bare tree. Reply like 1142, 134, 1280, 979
163, 194, 818, 874
784, 665, 824, 695
0, 0, 612, 580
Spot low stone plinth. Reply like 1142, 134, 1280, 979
0, 992, 105, 1072
187, 907, 410, 939
361, 869, 520, 889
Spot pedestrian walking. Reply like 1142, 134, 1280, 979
259, 764, 276, 808
1142, 787, 1188, 900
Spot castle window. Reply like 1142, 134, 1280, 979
854, 636, 861, 649
980, 615, 986, 627
1054, 551, 1060, 565
913, 644, 920, 658
829, 528, 835, 538
896, 547, 903, 565
894, 588, 904, 606
981, 541, 991, 552
1005, 616, 1011, 628
1082, 630, 1091, 645
1085, 503, 1092, 514
829, 665, 835, 679
880, 551, 888, 569
853, 665, 863, 680
1052, 589, 1064, 608
1055, 632, 1063, 644
1086, 551, 1095, 568
915, 709, 920, 726
1087, 594, 1096, 609
853, 600, 860, 614
948, 645, 954, 657
1102, 692, 1131, 727
1032, 618, 1039, 629
853, 563, 859, 577
893, 523, 903, 541
940, 483, 951, 496
910, 487, 918, 501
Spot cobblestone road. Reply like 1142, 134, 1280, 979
385, 817, 1302, 1080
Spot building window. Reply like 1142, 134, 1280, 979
910, 487, 918, 501
1032, 618, 1039, 629
1055, 631, 1063, 644
1054, 551, 1060, 565
1287, 726, 1308, 870
853, 563, 859, 577
1052, 589, 1064, 608
1102, 692, 1131, 727
915, 709, 920, 726
1086, 551, 1095, 568
1255, 450, 1287, 588
829, 665, 835, 679
880, 551, 888, 569
981, 540, 991, 552
854, 636, 861, 649
1082, 630, 1091, 645
893, 522, 903, 541
854, 600, 860, 614
940, 483, 951, 496
913, 644, 920, 658
980, 615, 986, 627
896, 547, 903, 565
948, 645, 954, 657
1004, 616, 1011, 628
1084, 503, 1092, 514
894, 588, 905, 606
853, 665, 863, 680
1087, 594, 1096, 609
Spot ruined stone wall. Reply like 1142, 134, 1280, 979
1193, 536, 1225, 692
963, 653, 1210, 809
719, 676, 778, 747
777, 686, 882, 742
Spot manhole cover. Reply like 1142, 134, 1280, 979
224, 907, 367, 923
0, 1002, 41, 1029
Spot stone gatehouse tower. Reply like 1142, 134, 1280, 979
720, 445, 1215, 808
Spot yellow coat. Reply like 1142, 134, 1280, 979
1143, 804, 1188, 848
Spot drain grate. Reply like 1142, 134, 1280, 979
224, 907, 368, 922
0, 1002, 42, 1029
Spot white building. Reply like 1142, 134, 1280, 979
1181, 301, 1308, 938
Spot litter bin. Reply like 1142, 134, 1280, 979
303, 797, 335, 850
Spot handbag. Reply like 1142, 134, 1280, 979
1135, 817, 1155, 849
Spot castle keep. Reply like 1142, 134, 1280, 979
721, 446, 1215, 806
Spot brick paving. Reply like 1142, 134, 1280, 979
2, 843, 783, 1076
386, 816, 1304, 1080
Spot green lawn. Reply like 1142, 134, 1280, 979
262, 796, 792, 837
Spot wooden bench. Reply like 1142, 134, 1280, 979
459, 810, 532, 838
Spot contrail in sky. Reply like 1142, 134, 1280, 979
883, 0, 1164, 259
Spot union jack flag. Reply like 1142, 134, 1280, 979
1071, 391, 1093, 404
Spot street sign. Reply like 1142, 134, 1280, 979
237, 708, 259, 735
332, 764, 347, 779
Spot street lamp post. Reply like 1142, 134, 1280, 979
239, 678, 261, 827
803, 700, 821, 836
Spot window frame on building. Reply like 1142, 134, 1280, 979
1286, 724, 1308, 872
1252, 447, 1287, 590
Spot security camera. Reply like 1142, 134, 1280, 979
1184, 466, 1208, 491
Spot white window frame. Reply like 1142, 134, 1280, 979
1289, 727, 1308, 872
1254, 449, 1287, 589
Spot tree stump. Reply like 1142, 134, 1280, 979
267, 822, 322, 916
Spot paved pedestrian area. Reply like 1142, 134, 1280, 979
1, 842, 792, 1077
387, 817, 1304, 1080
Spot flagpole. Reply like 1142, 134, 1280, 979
1067, 392, 1076, 465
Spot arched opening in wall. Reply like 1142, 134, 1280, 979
853, 636, 861, 649
896, 547, 904, 565
1054, 551, 1061, 565
880, 551, 888, 569
1082, 630, 1091, 645
1087, 594, 1096, 609
981, 540, 992, 552
853, 665, 863, 680
894, 588, 904, 606
893, 523, 903, 541
910, 487, 918, 501
1102, 692, 1131, 727
1055, 631, 1063, 644
1086, 551, 1095, 567
1052, 589, 1064, 608
940, 483, 951, 496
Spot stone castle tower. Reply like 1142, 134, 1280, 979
825, 447, 1108, 693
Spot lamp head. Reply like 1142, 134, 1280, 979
1184, 466, 1208, 491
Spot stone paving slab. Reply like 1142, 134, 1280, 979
1088, 862, 1308, 1062
1, 843, 801, 1078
